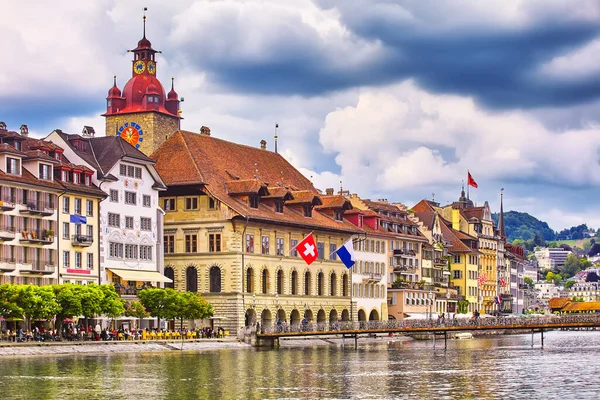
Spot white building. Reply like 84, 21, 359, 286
534, 281, 561, 300
569, 282, 600, 302
47, 130, 170, 288
535, 247, 570, 271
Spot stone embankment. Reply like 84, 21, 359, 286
0, 339, 250, 357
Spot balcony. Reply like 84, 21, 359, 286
71, 234, 93, 247
433, 258, 448, 266
0, 226, 16, 240
20, 201, 55, 216
393, 265, 418, 273
393, 249, 404, 255
0, 198, 16, 211
362, 273, 383, 282
113, 284, 142, 297
20, 261, 56, 275
0, 257, 16, 272
19, 230, 54, 244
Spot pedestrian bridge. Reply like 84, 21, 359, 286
253, 315, 600, 348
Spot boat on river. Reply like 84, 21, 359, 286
452, 332, 473, 340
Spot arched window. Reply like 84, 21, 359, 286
246, 268, 254, 293
262, 269, 269, 294
317, 272, 324, 296
330, 273, 337, 296
164, 266, 174, 289
304, 271, 311, 295
277, 269, 284, 295
186, 267, 197, 293
342, 274, 348, 297
291, 270, 298, 295
209, 266, 221, 293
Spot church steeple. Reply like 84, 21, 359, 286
498, 188, 506, 239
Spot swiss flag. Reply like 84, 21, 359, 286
297, 233, 318, 265
467, 172, 478, 188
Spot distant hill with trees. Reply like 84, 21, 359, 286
491, 211, 556, 243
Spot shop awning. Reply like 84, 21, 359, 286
107, 268, 173, 283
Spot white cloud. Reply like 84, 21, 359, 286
539, 39, 600, 81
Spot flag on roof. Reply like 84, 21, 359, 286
334, 239, 356, 269
467, 172, 478, 188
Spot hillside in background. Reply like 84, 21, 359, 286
491, 211, 556, 243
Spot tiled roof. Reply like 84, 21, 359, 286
262, 187, 293, 200
562, 301, 600, 312
54, 131, 156, 179
411, 199, 440, 213
461, 207, 485, 221
315, 195, 351, 210
439, 221, 476, 253
362, 199, 404, 214
0, 143, 26, 156
413, 211, 435, 231
24, 150, 58, 163
548, 297, 571, 310
226, 179, 268, 195
152, 130, 361, 234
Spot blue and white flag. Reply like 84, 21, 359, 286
335, 239, 356, 269
69, 215, 87, 224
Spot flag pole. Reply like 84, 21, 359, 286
289, 231, 314, 255
467, 171, 469, 199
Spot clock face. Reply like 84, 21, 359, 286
118, 122, 144, 149
133, 60, 145, 74
147, 61, 156, 75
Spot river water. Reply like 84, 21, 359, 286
0, 331, 599, 399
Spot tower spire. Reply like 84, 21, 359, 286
498, 188, 506, 239
143, 7, 147, 37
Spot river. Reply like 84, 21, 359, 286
0, 330, 598, 399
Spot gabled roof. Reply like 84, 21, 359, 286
548, 297, 571, 310
226, 179, 268, 196
54, 131, 157, 177
413, 211, 435, 231
315, 195, 351, 210
439, 221, 477, 253
262, 187, 293, 200
562, 301, 600, 312
152, 130, 360, 234
460, 207, 485, 222
412, 199, 439, 213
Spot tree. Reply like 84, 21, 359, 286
545, 271, 562, 284
561, 253, 582, 278
53, 284, 83, 337
16, 285, 58, 330
138, 288, 179, 321
73, 284, 103, 329
98, 284, 125, 318
125, 300, 150, 330
0, 284, 23, 320
179, 292, 213, 323
524, 277, 534, 289
564, 280, 576, 290
589, 243, 600, 257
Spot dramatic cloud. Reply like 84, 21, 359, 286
3, 0, 600, 230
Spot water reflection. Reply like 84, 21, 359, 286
1, 331, 600, 399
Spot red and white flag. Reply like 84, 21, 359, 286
296, 233, 318, 265
467, 172, 478, 188
498, 277, 506, 287
477, 273, 487, 286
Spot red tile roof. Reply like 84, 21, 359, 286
548, 297, 571, 310
315, 195, 351, 210
439, 221, 477, 253
226, 179, 268, 195
562, 301, 600, 312
152, 130, 361, 234
262, 187, 293, 200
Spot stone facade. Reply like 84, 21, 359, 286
105, 111, 179, 157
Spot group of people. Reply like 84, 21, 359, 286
1, 324, 227, 342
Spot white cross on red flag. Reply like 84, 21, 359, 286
296, 233, 318, 265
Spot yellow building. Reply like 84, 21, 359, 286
440, 188, 499, 314
152, 129, 360, 332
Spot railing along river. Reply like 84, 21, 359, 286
259, 314, 600, 335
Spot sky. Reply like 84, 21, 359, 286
2, 0, 600, 231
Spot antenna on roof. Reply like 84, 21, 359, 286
254, 163, 258, 180
339, 180, 343, 195
280, 171, 284, 187
432, 192, 435, 201
274, 123, 279, 154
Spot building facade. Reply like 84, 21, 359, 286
46, 130, 169, 292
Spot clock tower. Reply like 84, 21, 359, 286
103, 13, 181, 156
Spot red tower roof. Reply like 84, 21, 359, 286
167, 77, 178, 100
108, 76, 122, 98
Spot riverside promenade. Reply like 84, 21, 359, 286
0, 338, 250, 357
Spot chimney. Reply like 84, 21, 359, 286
0, 122, 6, 130
274, 123, 279, 154
20, 124, 28, 137
326, 188, 334, 195
260, 139, 267, 150
200, 126, 211, 136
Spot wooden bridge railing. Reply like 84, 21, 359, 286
260, 314, 600, 335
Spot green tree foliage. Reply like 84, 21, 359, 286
564, 280, 576, 290
523, 277, 534, 289
138, 288, 213, 325
492, 211, 556, 243
53, 284, 83, 335
0, 284, 23, 320
98, 284, 125, 318
124, 300, 150, 320
545, 271, 562, 284
556, 224, 588, 240
589, 243, 600, 257
16, 285, 59, 329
